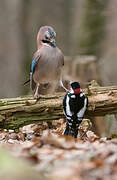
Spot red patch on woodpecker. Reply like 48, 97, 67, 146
74, 88, 81, 94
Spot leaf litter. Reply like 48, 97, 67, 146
0, 118, 117, 180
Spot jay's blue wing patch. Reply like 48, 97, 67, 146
30, 55, 40, 91
30, 58, 38, 73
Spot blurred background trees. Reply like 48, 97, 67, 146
0, 0, 117, 136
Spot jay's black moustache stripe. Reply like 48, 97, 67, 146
42, 40, 56, 48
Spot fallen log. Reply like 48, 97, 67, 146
0, 82, 117, 130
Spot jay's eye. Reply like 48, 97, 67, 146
45, 31, 50, 40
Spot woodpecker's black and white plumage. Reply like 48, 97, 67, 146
63, 82, 88, 138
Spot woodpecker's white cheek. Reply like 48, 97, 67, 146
70, 88, 74, 94
80, 93, 84, 97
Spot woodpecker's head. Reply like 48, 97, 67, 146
70, 82, 81, 94
37, 26, 56, 49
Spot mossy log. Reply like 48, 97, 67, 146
0, 82, 117, 130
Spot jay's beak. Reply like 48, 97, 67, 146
50, 38, 56, 47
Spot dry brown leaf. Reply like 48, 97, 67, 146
86, 130, 100, 142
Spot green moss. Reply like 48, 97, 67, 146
0, 101, 6, 106
0, 115, 5, 122
111, 134, 117, 138
0, 110, 63, 130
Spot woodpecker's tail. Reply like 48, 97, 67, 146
63, 122, 79, 138
23, 79, 30, 86
63, 123, 70, 136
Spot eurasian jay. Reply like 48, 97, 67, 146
62, 82, 88, 138
26, 26, 66, 98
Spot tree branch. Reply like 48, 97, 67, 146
0, 82, 117, 130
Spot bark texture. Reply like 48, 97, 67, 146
0, 82, 117, 130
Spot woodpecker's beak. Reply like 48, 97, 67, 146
50, 38, 56, 47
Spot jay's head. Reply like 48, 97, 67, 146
37, 26, 56, 49
70, 82, 81, 94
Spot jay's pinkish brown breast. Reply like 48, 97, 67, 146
33, 46, 63, 84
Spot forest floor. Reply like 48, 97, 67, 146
0, 119, 117, 180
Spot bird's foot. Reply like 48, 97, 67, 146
34, 83, 40, 100
60, 80, 69, 92
34, 92, 40, 100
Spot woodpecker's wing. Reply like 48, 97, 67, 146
63, 94, 67, 115
76, 96, 88, 120
63, 93, 72, 120
30, 51, 40, 91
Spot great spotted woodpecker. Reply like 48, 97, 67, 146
62, 82, 88, 138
